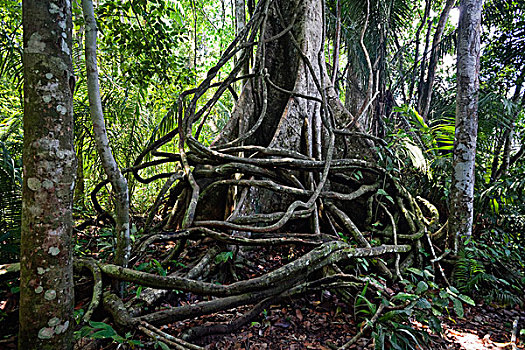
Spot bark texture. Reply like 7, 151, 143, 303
19, 1, 76, 348
82, 0, 131, 267
449, 0, 483, 252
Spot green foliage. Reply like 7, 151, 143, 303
0, 146, 21, 262
453, 234, 525, 307
0, 1, 23, 262
136, 259, 167, 276
93, 0, 189, 86
75, 321, 142, 347
355, 266, 477, 350
482, 0, 525, 94
354, 283, 431, 350
215, 251, 234, 264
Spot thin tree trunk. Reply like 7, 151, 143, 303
408, 0, 431, 102
345, 50, 365, 117
19, 1, 76, 348
448, 0, 483, 253
416, 17, 433, 113
420, 0, 456, 121
82, 0, 130, 268
357, 0, 374, 131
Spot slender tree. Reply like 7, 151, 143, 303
449, 0, 483, 252
19, 0, 76, 348
82, 0, 130, 269
420, 0, 456, 121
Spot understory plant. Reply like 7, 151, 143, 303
354, 267, 475, 350
453, 232, 525, 307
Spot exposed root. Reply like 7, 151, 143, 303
80, 0, 446, 343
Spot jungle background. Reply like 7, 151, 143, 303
1, 0, 525, 349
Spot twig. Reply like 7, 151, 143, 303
339, 303, 385, 349
511, 316, 519, 350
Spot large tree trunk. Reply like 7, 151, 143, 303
19, 1, 76, 348
193, 0, 374, 231
448, 0, 483, 253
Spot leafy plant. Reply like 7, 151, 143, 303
215, 251, 234, 264
354, 266, 477, 350
453, 236, 525, 307
74, 321, 142, 347
0, 152, 21, 263
136, 258, 167, 277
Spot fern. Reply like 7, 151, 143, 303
453, 244, 525, 307
0, 161, 21, 263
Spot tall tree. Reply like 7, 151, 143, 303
82, 0, 130, 270
419, 0, 456, 121
19, 0, 76, 348
448, 0, 483, 252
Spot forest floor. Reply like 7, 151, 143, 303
3, 289, 523, 349
195, 295, 525, 350
0, 242, 524, 349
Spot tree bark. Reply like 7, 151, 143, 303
19, 1, 76, 348
82, 0, 130, 268
448, 0, 483, 253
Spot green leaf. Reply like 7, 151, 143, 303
158, 341, 170, 350
415, 298, 431, 309
458, 294, 475, 306
215, 251, 234, 263
136, 262, 149, 271
392, 292, 418, 301
75, 326, 95, 339
431, 306, 443, 316
453, 298, 464, 318
374, 330, 385, 350
377, 189, 388, 196
88, 321, 115, 331
398, 328, 422, 349
448, 286, 460, 294
429, 315, 443, 333
90, 328, 117, 339
407, 267, 424, 276
415, 281, 428, 294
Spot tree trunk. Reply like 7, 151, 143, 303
196, 0, 375, 227
82, 0, 130, 268
19, 1, 76, 348
448, 0, 483, 253
409, 0, 431, 102
416, 17, 433, 113
420, 0, 456, 121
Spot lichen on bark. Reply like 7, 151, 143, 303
19, 1, 76, 349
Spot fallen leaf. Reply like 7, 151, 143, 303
296, 309, 303, 321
